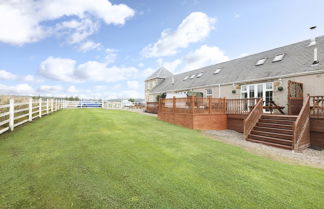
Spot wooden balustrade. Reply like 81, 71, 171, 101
145, 102, 159, 113
293, 96, 310, 150
158, 97, 260, 115
226, 98, 259, 114
310, 96, 324, 117
159, 97, 228, 114
243, 98, 263, 138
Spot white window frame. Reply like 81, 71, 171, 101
206, 89, 213, 97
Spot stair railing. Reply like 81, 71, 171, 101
243, 98, 263, 139
293, 96, 310, 150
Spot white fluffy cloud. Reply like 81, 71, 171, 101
39, 57, 78, 82
78, 40, 101, 52
0, 0, 135, 45
38, 85, 63, 93
182, 45, 229, 71
0, 84, 35, 95
159, 45, 229, 73
143, 12, 216, 57
127, 81, 139, 89
39, 56, 138, 83
0, 69, 17, 80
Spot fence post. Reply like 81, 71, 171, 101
46, 99, 49, 114
39, 98, 42, 118
29, 98, 33, 121
9, 99, 14, 131
51, 99, 54, 113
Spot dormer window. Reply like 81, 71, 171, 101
196, 72, 203, 78
256, 58, 267, 66
183, 76, 189, 80
272, 54, 285, 62
214, 69, 221, 74
190, 75, 196, 79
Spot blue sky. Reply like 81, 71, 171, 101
0, 0, 324, 99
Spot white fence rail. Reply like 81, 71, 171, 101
0, 98, 63, 135
0, 98, 141, 135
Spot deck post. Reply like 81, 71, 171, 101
191, 96, 195, 114
173, 96, 176, 113
9, 99, 14, 131
39, 98, 42, 118
208, 96, 212, 113
159, 98, 162, 112
29, 98, 33, 121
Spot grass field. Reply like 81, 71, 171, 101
0, 109, 323, 209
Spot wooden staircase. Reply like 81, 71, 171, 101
247, 115, 298, 150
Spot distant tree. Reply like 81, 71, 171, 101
128, 98, 135, 103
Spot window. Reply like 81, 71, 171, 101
183, 76, 189, 80
190, 74, 196, 79
241, 85, 247, 92
265, 82, 273, 90
256, 58, 267, 66
272, 54, 285, 62
196, 72, 203, 78
206, 89, 212, 96
214, 69, 222, 74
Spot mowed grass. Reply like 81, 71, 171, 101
0, 109, 323, 209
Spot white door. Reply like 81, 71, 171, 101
241, 83, 273, 112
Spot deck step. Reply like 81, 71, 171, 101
256, 122, 293, 130
261, 115, 297, 121
259, 119, 294, 125
247, 138, 293, 150
251, 130, 293, 140
248, 134, 293, 146
254, 126, 293, 135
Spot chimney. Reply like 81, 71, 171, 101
171, 76, 175, 85
309, 26, 319, 65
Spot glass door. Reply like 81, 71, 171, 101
241, 82, 273, 112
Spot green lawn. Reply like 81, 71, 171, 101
0, 109, 323, 209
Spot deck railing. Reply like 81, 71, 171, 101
310, 96, 324, 117
293, 96, 310, 150
159, 97, 227, 114
243, 98, 263, 138
158, 97, 259, 115
226, 98, 259, 114
145, 102, 159, 113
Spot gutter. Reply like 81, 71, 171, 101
151, 68, 324, 94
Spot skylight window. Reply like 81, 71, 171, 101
183, 76, 189, 80
196, 72, 203, 78
190, 75, 196, 79
256, 58, 267, 66
214, 69, 222, 74
272, 54, 285, 62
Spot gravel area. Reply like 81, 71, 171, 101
203, 130, 324, 169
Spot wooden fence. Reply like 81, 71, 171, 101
158, 97, 259, 115
0, 98, 63, 135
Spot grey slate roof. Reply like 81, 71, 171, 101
151, 36, 324, 94
145, 67, 173, 81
